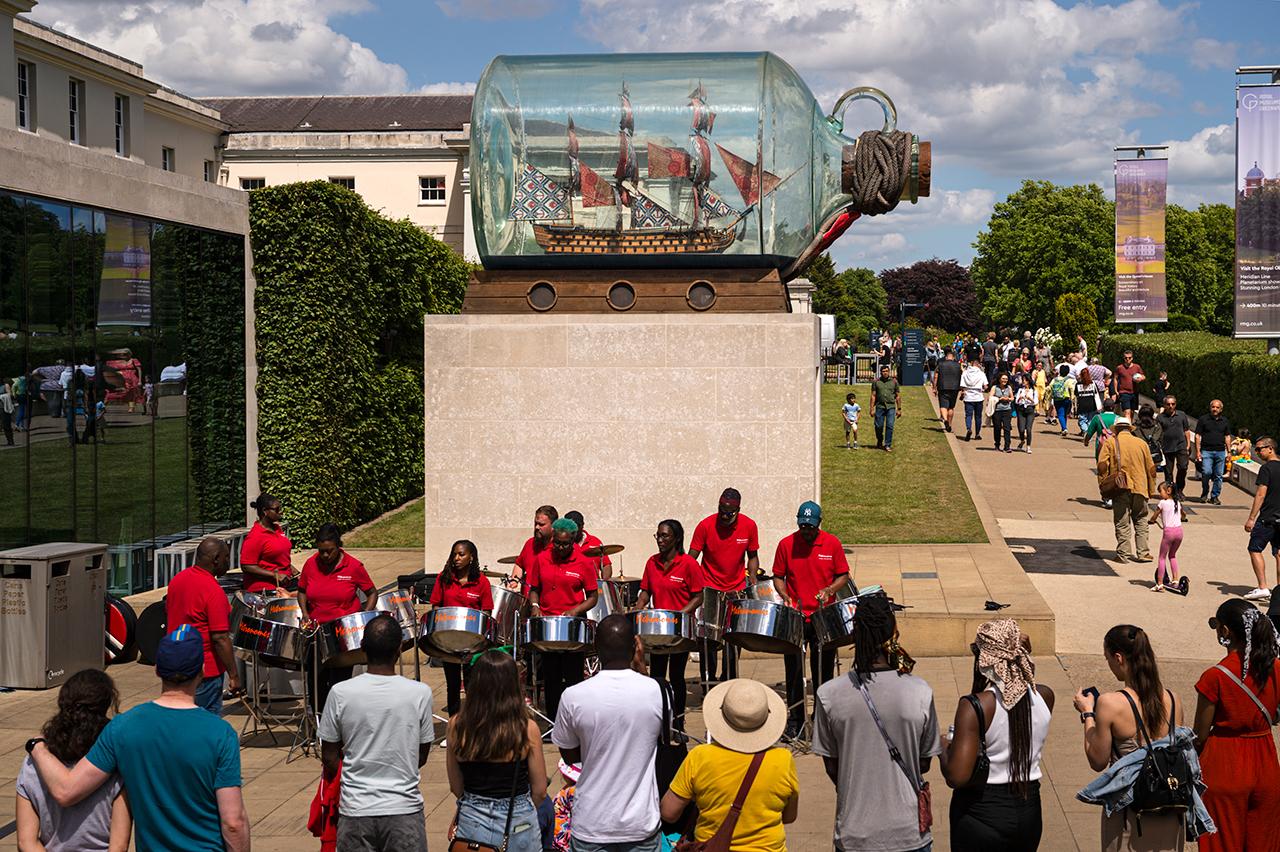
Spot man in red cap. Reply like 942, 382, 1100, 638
689, 488, 760, 683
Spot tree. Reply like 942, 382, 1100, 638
972, 180, 1114, 328
1054, 293, 1098, 350
805, 253, 885, 341
1164, 203, 1234, 335
878, 259, 977, 332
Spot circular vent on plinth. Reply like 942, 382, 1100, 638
687, 280, 717, 311
607, 281, 636, 311
527, 281, 558, 312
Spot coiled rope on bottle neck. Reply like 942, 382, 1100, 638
848, 129, 910, 215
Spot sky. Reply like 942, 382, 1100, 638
22, 0, 1280, 273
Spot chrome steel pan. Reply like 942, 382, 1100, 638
812, 598, 859, 649
419, 607, 497, 662
603, 576, 642, 608
523, 616, 595, 653
632, 609, 697, 654
747, 580, 784, 603
375, 589, 418, 649
233, 614, 308, 670
260, 595, 303, 628
724, 599, 804, 655
697, 588, 743, 644
321, 611, 381, 668
584, 581, 622, 624
489, 580, 528, 644
229, 592, 270, 661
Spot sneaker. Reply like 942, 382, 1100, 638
1115, 551, 1131, 563
885, 445, 892, 452
944, 423, 952, 433
439, 738, 448, 748
1151, 583, 1163, 592
964, 430, 972, 441
1024, 447, 1032, 454
1244, 587, 1272, 601
852, 442, 859, 449
1134, 553, 1153, 563
843, 442, 850, 449
1210, 497, 1222, 505
1103, 499, 1113, 509
783, 720, 802, 741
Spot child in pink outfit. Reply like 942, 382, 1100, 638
1147, 480, 1187, 593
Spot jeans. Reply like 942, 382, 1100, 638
457, 792, 541, 852
991, 409, 1012, 450
874, 406, 897, 448
195, 672, 224, 716
1163, 449, 1189, 497
1015, 407, 1034, 446
1076, 410, 1095, 434
784, 621, 834, 724
1053, 398, 1071, 432
964, 400, 983, 436
1200, 449, 1226, 500
571, 830, 663, 852
649, 651, 689, 730
1113, 492, 1151, 559
338, 811, 427, 852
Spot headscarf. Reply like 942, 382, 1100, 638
1240, 607, 1275, 679
975, 618, 1035, 711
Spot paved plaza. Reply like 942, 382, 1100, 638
0, 397, 1270, 851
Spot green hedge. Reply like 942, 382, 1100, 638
1098, 332, 1277, 432
249, 182, 467, 542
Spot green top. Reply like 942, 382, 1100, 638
871, 377, 900, 409
1085, 412, 1118, 459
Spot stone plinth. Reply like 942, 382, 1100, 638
423, 312, 820, 575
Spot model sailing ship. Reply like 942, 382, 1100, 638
510, 81, 782, 255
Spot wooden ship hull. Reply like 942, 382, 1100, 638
532, 223, 735, 255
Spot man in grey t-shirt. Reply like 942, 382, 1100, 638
320, 615, 434, 852
812, 595, 940, 852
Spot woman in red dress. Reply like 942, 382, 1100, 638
1194, 598, 1280, 850
239, 493, 294, 593
429, 539, 494, 715
297, 524, 377, 712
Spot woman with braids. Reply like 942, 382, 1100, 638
430, 539, 494, 715
446, 650, 549, 852
15, 669, 131, 851
1194, 600, 1280, 850
635, 519, 704, 734
812, 591, 941, 852
1073, 625, 1185, 850
943, 620, 1054, 851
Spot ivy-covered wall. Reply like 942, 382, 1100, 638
249, 181, 468, 542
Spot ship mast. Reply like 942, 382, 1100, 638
688, 81, 715, 231
614, 82, 637, 233
566, 114, 580, 226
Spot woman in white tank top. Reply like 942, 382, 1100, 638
942, 619, 1055, 851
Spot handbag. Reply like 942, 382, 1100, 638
674, 751, 765, 852
852, 672, 932, 835
449, 758, 521, 852
1214, 663, 1279, 725
955, 694, 990, 789
1119, 691, 1193, 815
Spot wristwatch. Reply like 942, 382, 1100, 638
1079, 711, 1096, 723
25, 737, 45, 754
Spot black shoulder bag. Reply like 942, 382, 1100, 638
955, 694, 990, 788
1120, 691, 1193, 815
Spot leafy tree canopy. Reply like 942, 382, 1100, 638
879, 258, 978, 332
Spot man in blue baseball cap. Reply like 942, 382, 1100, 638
773, 501, 853, 739
27, 626, 249, 851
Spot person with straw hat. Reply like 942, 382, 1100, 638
660, 679, 799, 852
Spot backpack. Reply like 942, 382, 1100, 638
1120, 691, 1193, 816
1137, 425, 1163, 464
1050, 377, 1069, 400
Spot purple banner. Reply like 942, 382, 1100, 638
1236, 85, 1280, 337
1114, 158, 1167, 323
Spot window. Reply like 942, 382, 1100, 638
329, 177, 356, 190
419, 176, 446, 204
113, 94, 129, 156
204, 160, 215, 182
16, 61, 33, 131
68, 79, 84, 144
240, 178, 265, 191
161, 147, 175, 172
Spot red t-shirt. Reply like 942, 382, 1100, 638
239, 521, 294, 593
529, 548, 598, 616
1195, 653, 1280, 736
165, 565, 231, 678
772, 529, 850, 618
1113, 362, 1144, 395
430, 573, 496, 611
641, 553, 705, 611
298, 552, 375, 623
690, 514, 759, 591
580, 531, 612, 570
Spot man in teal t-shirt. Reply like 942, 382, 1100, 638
28, 626, 247, 851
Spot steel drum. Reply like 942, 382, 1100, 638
375, 588, 418, 649
233, 615, 309, 670
523, 616, 595, 653
697, 588, 744, 644
321, 611, 382, 668
747, 580, 784, 603
584, 581, 623, 624
602, 576, 642, 608
419, 607, 497, 662
229, 592, 270, 660
724, 599, 804, 655
812, 598, 858, 649
632, 609, 697, 654
261, 595, 303, 627
489, 580, 528, 643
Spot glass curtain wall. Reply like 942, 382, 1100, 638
0, 189, 246, 582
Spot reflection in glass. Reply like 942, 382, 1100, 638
0, 192, 26, 549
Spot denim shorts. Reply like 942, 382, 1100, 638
456, 792, 542, 852
1249, 519, 1280, 555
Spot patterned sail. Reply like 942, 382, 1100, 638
646, 142, 691, 179
715, 143, 780, 207
697, 186, 737, 220
631, 194, 684, 229
689, 81, 716, 135
510, 164, 570, 220
579, 162, 617, 208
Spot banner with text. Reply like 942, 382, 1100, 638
1114, 158, 1168, 323
1236, 85, 1280, 337
97, 214, 151, 327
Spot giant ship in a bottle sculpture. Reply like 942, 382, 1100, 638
466, 52, 930, 313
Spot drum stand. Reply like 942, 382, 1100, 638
781, 641, 815, 754
286, 634, 323, 763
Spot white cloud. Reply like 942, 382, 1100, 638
436, 0, 557, 19
26, 0, 409, 96
1162, 123, 1235, 206
1190, 37, 1237, 71
417, 81, 477, 95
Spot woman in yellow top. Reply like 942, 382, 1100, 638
661, 679, 799, 852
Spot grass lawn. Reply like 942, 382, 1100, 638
820, 383, 986, 544
346, 496, 424, 548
